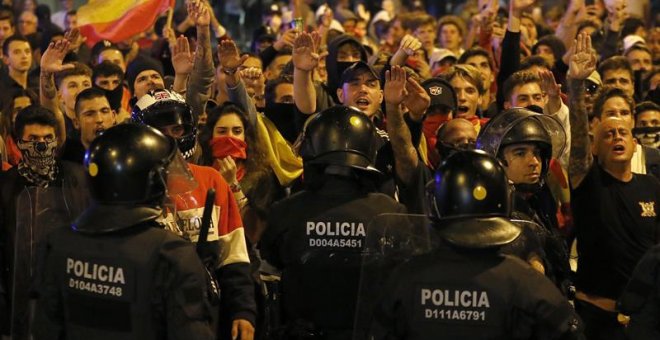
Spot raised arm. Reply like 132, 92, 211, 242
390, 34, 421, 67
40, 39, 73, 145
567, 32, 597, 188
171, 35, 194, 93
384, 66, 430, 185
185, 0, 214, 123
292, 31, 322, 114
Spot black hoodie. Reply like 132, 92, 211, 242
325, 34, 369, 103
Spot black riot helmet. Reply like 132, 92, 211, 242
132, 89, 198, 159
76, 124, 197, 233
299, 105, 381, 176
477, 107, 566, 192
428, 150, 521, 248
85, 123, 176, 204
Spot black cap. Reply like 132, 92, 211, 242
422, 77, 457, 112
338, 61, 379, 87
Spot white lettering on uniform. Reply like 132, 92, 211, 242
65, 258, 126, 284
305, 222, 366, 237
420, 288, 490, 308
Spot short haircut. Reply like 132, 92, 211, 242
531, 35, 567, 64
14, 105, 59, 139
592, 86, 635, 118
519, 55, 552, 72
2, 35, 28, 56
598, 56, 633, 81
635, 101, 660, 119
66, 9, 77, 16
74, 87, 108, 117
409, 14, 436, 32
54, 62, 93, 89
624, 43, 652, 57
441, 64, 485, 95
437, 15, 465, 36
92, 61, 124, 83
458, 47, 493, 69
621, 17, 645, 39
0, 13, 13, 27
265, 74, 293, 105
502, 70, 542, 102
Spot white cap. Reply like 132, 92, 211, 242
623, 34, 646, 54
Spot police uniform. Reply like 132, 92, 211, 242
369, 151, 582, 340
32, 124, 215, 339
259, 106, 408, 338
477, 108, 572, 294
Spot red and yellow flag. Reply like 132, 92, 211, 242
78, 0, 173, 46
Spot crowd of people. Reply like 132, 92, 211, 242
0, 0, 659, 338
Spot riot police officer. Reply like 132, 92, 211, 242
32, 124, 215, 340
259, 106, 408, 339
477, 108, 572, 294
369, 150, 582, 339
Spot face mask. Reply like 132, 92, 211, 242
265, 103, 298, 143
96, 85, 123, 112
16, 140, 58, 186
634, 127, 660, 149
210, 136, 247, 160
210, 136, 247, 181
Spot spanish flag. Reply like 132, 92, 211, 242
77, 0, 173, 46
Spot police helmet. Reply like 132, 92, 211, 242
132, 89, 197, 159
85, 123, 176, 204
477, 107, 566, 179
428, 150, 521, 248
300, 105, 381, 176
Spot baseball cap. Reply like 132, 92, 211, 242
339, 61, 379, 86
422, 77, 457, 112
430, 49, 458, 67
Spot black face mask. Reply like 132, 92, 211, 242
95, 85, 123, 112
265, 103, 298, 143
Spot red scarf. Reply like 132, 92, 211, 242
210, 136, 248, 181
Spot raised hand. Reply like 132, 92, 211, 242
538, 69, 561, 97
273, 29, 297, 52
217, 39, 248, 72
292, 31, 322, 72
568, 32, 597, 80
171, 35, 194, 75
398, 34, 422, 56
403, 77, 431, 118
240, 67, 265, 95
510, 0, 535, 17
64, 28, 86, 52
40, 39, 74, 74
188, 0, 210, 27
384, 65, 408, 107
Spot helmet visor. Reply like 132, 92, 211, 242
165, 149, 198, 195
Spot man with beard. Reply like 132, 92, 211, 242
569, 33, 660, 340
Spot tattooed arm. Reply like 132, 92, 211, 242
186, 0, 214, 124
567, 33, 597, 188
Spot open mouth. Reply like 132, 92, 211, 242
455, 106, 469, 116
612, 145, 625, 154
355, 98, 370, 109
